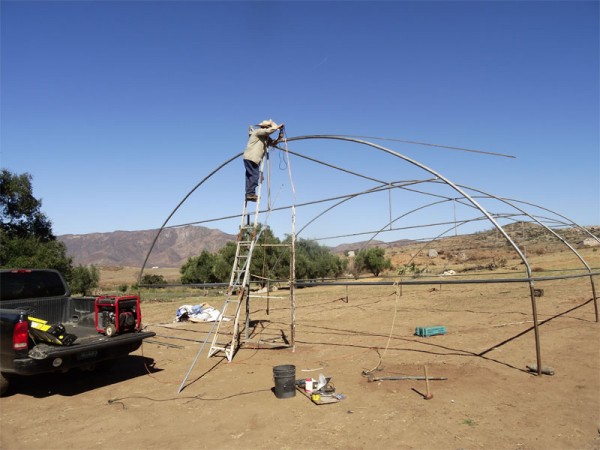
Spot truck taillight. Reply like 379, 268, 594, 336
13, 321, 29, 350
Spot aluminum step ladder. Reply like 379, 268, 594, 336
207, 158, 266, 361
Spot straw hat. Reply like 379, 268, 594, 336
258, 119, 277, 128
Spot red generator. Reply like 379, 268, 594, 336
94, 295, 142, 337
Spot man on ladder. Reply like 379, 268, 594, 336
243, 119, 285, 202
209, 118, 285, 360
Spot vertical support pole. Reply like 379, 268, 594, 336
388, 184, 393, 231
244, 284, 250, 341
453, 198, 457, 237
528, 282, 542, 375
266, 279, 270, 315
590, 276, 599, 322
291, 209, 296, 351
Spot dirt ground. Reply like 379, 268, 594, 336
1, 272, 599, 450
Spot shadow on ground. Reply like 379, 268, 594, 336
5, 355, 159, 398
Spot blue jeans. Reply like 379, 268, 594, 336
244, 159, 259, 195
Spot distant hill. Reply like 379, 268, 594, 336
59, 225, 236, 268
59, 225, 416, 269
329, 239, 415, 255
59, 222, 599, 270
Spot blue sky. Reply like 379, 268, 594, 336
2, 1, 598, 246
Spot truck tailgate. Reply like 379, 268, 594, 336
13, 331, 156, 375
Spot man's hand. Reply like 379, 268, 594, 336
273, 125, 285, 145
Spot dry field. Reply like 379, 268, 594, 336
1, 247, 599, 450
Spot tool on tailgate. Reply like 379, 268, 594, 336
28, 317, 77, 346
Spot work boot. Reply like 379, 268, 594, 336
245, 194, 258, 202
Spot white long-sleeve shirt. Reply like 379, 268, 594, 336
243, 125, 279, 164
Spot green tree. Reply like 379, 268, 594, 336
355, 247, 392, 277
70, 265, 100, 296
0, 170, 72, 276
250, 226, 287, 285
213, 243, 237, 282
180, 229, 348, 285
213, 226, 288, 285
293, 238, 346, 280
0, 169, 54, 240
180, 250, 218, 283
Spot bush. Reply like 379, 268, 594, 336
354, 247, 392, 277
398, 262, 423, 276
70, 265, 100, 296
140, 274, 167, 286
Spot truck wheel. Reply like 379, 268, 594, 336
0, 372, 9, 397
105, 324, 117, 337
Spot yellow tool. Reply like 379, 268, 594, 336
28, 317, 76, 346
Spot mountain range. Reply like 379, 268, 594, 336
59, 225, 236, 268
58, 225, 414, 268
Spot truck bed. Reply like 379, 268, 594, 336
8, 300, 155, 373
1, 295, 97, 326
1, 269, 156, 395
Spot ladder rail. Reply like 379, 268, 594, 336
208, 155, 266, 360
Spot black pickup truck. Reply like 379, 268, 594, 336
0, 269, 156, 396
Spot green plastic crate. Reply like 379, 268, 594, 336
415, 326, 446, 337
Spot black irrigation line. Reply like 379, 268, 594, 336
295, 271, 600, 288
141, 269, 600, 290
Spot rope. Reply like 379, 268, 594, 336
281, 128, 296, 199
362, 281, 400, 376
257, 127, 296, 282
280, 128, 298, 350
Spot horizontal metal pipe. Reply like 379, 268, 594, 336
139, 270, 599, 290
369, 376, 448, 382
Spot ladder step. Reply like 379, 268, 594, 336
209, 345, 228, 355
210, 344, 228, 350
